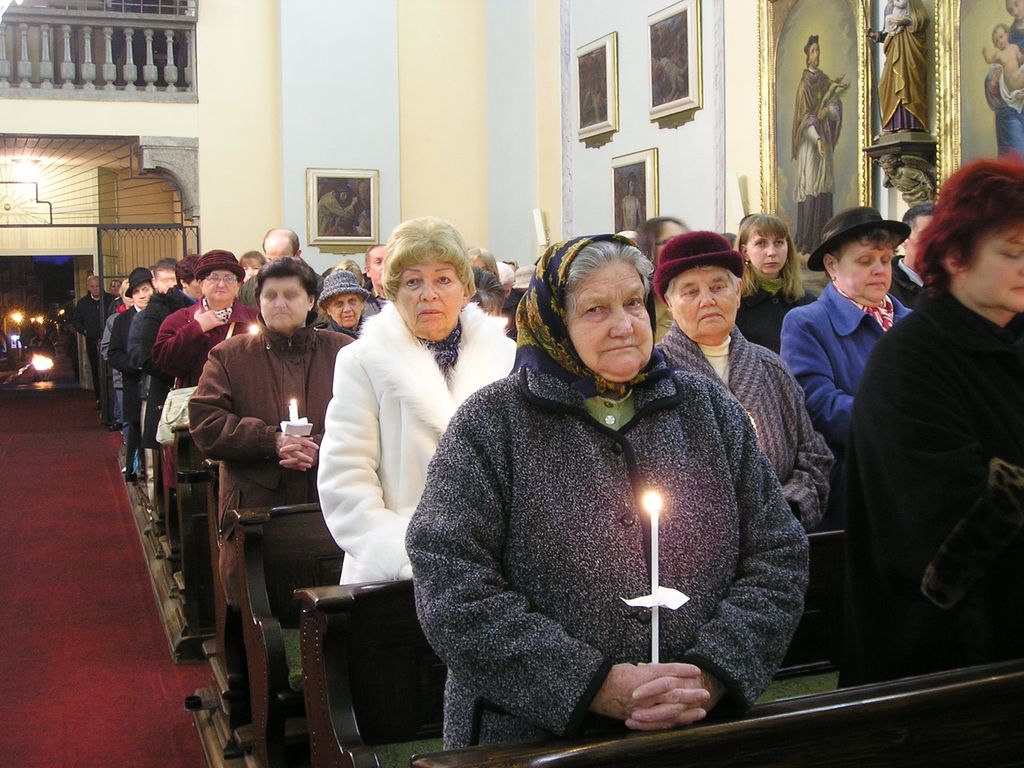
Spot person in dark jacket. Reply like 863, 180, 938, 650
888, 202, 934, 309
735, 214, 815, 353
501, 266, 533, 341
406, 235, 808, 748
152, 250, 257, 388
780, 207, 912, 529
843, 159, 1024, 686
71, 275, 115, 404
107, 268, 154, 481
189, 258, 351, 605
317, 268, 368, 339
129, 256, 201, 451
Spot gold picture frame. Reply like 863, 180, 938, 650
611, 148, 659, 233
577, 32, 619, 145
758, 0, 870, 254
305, 168, 380, 250
648, 0, 703, 128
937, 0, 1023, 182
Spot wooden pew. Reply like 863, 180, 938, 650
294, 580, 446, 768
777, 530, 844, 676
410, 658, 1024, 767
172, 426, 217, 658
232, 503, 344, 768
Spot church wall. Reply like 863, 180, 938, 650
534, 0, 565, 249
724, 0, 762, 223
397, 0, 488, 250
565, 0, 726, 237
278, 0, 401, 274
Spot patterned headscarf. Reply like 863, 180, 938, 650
514, 234, 671, 398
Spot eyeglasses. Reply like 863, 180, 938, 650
204, 275, 239, 285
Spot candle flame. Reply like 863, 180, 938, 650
642, 490, 663, 519
31, 354, 54, 371
249, 324, 259, 334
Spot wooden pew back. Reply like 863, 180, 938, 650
233, 503, 344, 768
410, 658, 1024, 767
295, 580, 445, 768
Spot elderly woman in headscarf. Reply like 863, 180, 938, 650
318, 216, 515, 584
406, 235, 809, 748
655, 232, 833, 531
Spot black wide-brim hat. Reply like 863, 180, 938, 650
807, 206, 911, 271
126, 266, 153, 297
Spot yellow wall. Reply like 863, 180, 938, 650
533, 0, 562, 245
724, 0, 762, 217
0, 0, 282, 256
397, 0, 488, 246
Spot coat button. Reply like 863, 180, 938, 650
635, 611, 651, 624
619, 513, 637, 527
772, 297, 779, 304
611, 443, 623, 455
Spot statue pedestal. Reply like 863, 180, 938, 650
864, 132, 937, 206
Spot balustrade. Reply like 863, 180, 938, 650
0, 4, 195, 100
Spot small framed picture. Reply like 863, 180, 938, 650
306, 168, 380, 248
611, 148, 659, 233
577, 32, 619, 142
648, 0, 703, 125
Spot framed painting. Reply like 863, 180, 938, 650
648, 0, 703, 126
306, 168, 379, 249
611, 148, 659, 233
937, 0, 1023, 180
577, 32, 619, 143
758, 0, 870, 255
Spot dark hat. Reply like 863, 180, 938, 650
126, 267, 153, 297
807, 207, 910, 271
318, 268, 370, 307
653, 231, 744, 301
195, 249, 244, 282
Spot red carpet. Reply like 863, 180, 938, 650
0, 389, 209, 768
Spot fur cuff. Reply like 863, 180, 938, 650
921, 457, 1024, 610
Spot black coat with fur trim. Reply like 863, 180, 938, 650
842, 292, 1024, 686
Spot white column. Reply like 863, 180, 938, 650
0, 27, 11, 88
142, 27, 157, 91
60, 25, 75, 89
122, 27, 136, 91
101, 26, 116, 90
80, 25, 96, 90
38, 24, 54, 89
16, 23, 31, 88
163, 28, 177, 92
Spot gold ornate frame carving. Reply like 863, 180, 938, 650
758, 0, 871, 230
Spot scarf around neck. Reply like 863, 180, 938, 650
514, 233, 671, 398
421, 321, 462, 378
834, 284, 895, 331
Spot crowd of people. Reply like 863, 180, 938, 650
77, 158, 1021, 750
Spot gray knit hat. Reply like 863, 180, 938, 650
319, 268, 370, 307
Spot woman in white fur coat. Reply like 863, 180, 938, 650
318, 217, 516, 584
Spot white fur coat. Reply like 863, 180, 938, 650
318, 302, 515, 584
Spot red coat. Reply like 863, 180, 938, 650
152, 300, 258, 387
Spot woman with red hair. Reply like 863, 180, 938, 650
843, 158, 1024, 686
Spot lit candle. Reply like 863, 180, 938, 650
249, 323, 259, 334
642, 490, 663, 664
288, 398, 299, 423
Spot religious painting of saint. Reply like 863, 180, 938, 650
759, 0, 870, 256
577, 33, 619, 142
306, 168, 379, 248
952, 0, 1024, 167
648, 0, 703, 125
611, 149, 659, 234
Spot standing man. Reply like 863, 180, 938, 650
888, 202, 934, 309
238, 228, 324, 308
791, 35, 849, 254
361, 243, 389, 317
71, 275, 115, 407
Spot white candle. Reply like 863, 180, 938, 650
642, 490, 663, 664
288, 398, 299, 423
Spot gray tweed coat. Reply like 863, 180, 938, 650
406, 368, 809, 748
658, 325, 833, 530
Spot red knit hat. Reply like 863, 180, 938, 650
195, 249, 244, 282
653, 231, 744, 301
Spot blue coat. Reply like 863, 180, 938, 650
780, 283, 910, 461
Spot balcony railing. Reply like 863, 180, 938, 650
0, 1, 196, 101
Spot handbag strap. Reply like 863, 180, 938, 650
226, 321, 236, 339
